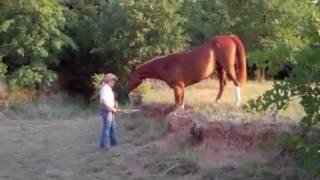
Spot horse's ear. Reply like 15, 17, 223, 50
131, 65, 136, 73
128, 66, 136, 77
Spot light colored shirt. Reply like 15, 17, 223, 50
100, 83, 115, 108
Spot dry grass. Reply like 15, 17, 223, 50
140, 79, 304, 121
142, 79, 272, 104
0, 90, 311, 180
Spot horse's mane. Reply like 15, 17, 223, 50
135, 45, 206, 71
136, 54, 169, 69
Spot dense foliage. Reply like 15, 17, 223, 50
245, 1, 320, 176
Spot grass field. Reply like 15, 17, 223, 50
141, 79, 304, 121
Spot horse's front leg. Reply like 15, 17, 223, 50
181, 87, 185, 109
173, 85, 184, 109
215, 68, 226, 104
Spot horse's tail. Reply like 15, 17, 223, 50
229, 35, 247, 87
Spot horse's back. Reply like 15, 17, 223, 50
181, 35, 238, 86
172, 44, 215, 86
210, 36, 237, 50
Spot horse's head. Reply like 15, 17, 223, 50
128, 68, 143, 92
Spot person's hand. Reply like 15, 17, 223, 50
112, 107, 121, 113
115, 101, 119, 109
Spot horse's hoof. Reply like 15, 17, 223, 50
175, 105, 185, 111
236, 101, 241, 107
233, 103, 242, 110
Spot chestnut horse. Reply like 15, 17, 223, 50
128, 35, 247, 108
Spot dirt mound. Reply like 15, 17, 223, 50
189, 116, 299, 150
138, 103, 300, 167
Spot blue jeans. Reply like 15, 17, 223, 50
100, 108, 117, 149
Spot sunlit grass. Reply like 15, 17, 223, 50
140, 79, 304, 121
2, 96, 92, 120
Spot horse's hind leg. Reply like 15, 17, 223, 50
215, 66, 226, 104
224, 64, 241, 106
217, 42, 242, 107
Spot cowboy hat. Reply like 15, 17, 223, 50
105, 73, 119, 81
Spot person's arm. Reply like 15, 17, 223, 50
101, 86, 118, 113
102, 100, 118, 113
115, 100, 120, 109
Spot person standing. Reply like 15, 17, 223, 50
99, 73, 119, 150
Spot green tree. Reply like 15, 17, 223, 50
0, 0, 74, 87
96, 0, 188, 100
181, 0, 273, 80
180, 0, 270, 48
57, 0, 105, 99
250, 0, 319, 75
181, 0, 235, 45
99, 0, 188, 66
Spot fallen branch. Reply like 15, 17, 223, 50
160, 162, 179, 176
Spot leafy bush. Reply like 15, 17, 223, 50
136, 80, 152, 95
246, 48, 320, 131
91, 73, 105, 90
7, 85, 37, 106
246, 48, 320, 176
9, 63, 57, 87
0, 60, 7, 80
90, 73, 104, 101
278, 133, 320, 177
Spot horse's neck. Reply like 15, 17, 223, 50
137, 63, 162, 80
